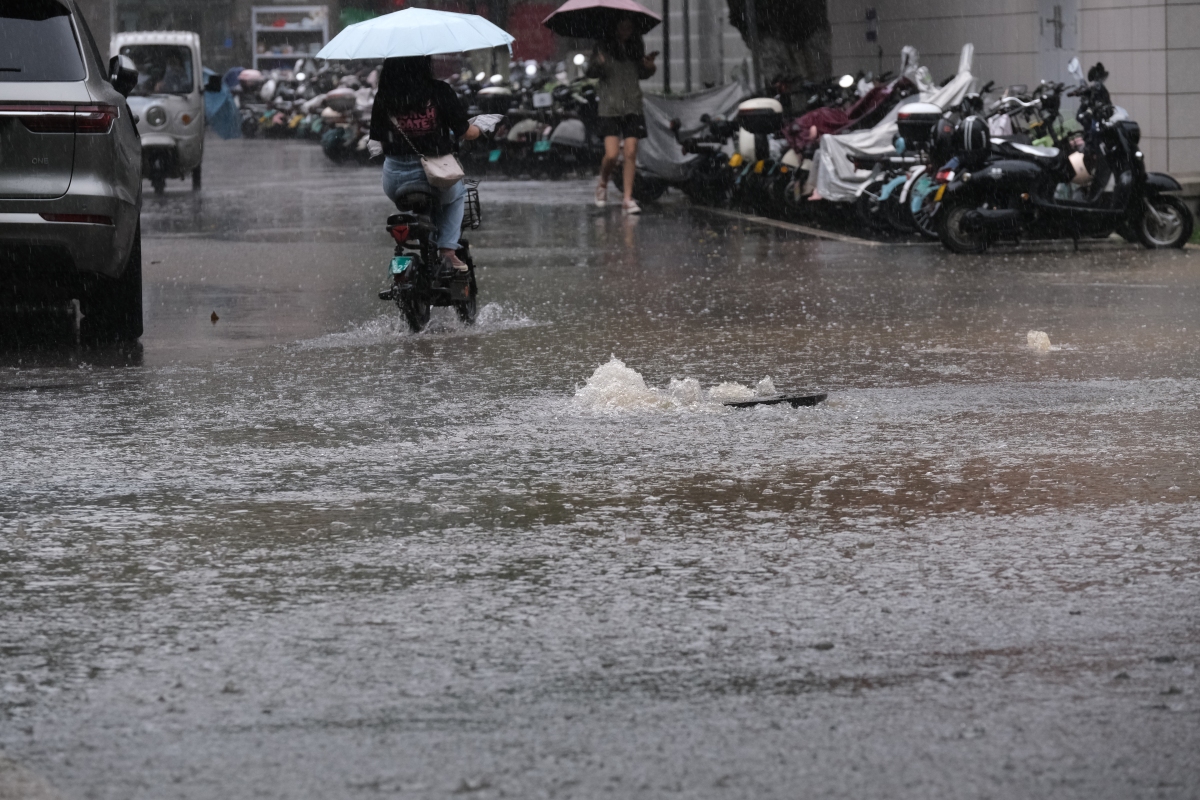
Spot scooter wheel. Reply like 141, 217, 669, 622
398, 289, 431, 333
855, 177, 891, 232
1137, 195, 1193, 249
939, 200, 988, 254
455, 276, 478, 325
907, 175, 941, 240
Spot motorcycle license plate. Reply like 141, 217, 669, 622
488, 149, 502, 163
533, 140, 552, 153
390, 256, 413, 275
934, 184, 947, 202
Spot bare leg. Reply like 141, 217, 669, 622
599, 135, 620, 187
621, 137, 638, 204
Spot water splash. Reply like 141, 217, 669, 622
573, 357, 778, 412
299, 303, 537, 349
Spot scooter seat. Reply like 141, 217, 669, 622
1007, 142, 1060, 159
393, 191, 438, 213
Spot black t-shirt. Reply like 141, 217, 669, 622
370, 80, 469, 158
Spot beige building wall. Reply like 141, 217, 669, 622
829, 1, 1042, 91
827, 0, 1197, 176
1077, 0, 1200, 174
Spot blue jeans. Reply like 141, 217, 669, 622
381, 156, 465, 251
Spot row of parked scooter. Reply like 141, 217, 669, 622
640, 52, 1193, 251
222, 57, 620, 177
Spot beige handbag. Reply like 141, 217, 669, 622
398, 127, 464, 189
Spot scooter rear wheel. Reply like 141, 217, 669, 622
1137, 195, 1193, 249
455, 274, 478, 325
398, 289, 431, 333
939, 200, 988, 254
907, 175, 941, 240
855, 177, 891, 232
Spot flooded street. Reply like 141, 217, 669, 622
2, 139, 1198, 799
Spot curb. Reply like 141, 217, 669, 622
689, 207, 937, 247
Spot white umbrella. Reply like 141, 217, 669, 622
316, 8, 514, 60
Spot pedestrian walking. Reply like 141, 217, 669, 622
587, 15, 658, 214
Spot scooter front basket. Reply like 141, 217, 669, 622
463, 179, 482, 230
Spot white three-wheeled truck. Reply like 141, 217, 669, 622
111, 31, 208, 194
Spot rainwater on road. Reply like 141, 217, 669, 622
1, 139, 1198, 799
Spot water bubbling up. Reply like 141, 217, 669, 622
573, 357, 779, 412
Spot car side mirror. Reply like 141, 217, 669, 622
109, 55, 138, 97
204, 73, 223, 93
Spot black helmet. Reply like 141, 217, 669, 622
954, 115, 990, 167
1087, 62, 1109, 83
955, 115, 989, 152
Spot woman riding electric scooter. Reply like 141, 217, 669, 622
369, 56, 481, 271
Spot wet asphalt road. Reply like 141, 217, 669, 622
1, 138, 1199, 799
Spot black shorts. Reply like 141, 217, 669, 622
597, 114, 647, 140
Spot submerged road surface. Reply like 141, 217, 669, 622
1, 139, 1198, 799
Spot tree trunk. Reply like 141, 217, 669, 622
726, 0, 831, 82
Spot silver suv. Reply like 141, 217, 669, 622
0, 0, 143, 340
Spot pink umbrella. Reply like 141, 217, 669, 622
542, 0, 661, 39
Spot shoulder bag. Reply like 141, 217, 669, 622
396, 125, 464, 189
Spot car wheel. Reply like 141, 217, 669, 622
1137, 195, 1193, 249
81, 224, 143, 342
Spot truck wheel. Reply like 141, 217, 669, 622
1137, 195, 1193, 249
81, 224, 143, 342
192, 166, 202, 190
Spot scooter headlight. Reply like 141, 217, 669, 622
145, 105, 167, 127
1135, 151, 1144, 160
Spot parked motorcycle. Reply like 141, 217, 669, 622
669, 114, 738, 207
938, 66, 1193, 252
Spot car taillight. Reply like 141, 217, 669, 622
0, 104, 118, 134
0, 105, 77, 133
40, 214, 115, 225
74, 105, 119, 134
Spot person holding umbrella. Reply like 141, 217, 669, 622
543, 0, 662, 214
370, 56, 481, 272
317, 8, 513, 272
587, 16, 657, 213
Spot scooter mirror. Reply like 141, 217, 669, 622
838, 74, 855, 89
1067, 57, 1084, 83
